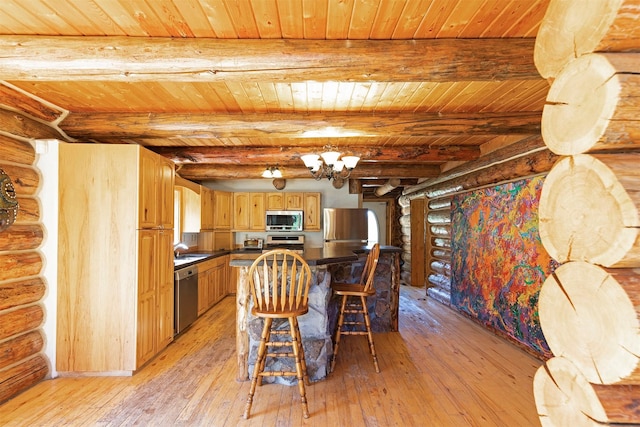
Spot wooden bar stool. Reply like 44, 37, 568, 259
243, 249, 312, 420
330, 243, 381, 373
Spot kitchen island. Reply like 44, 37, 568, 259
230, 244, 401, 383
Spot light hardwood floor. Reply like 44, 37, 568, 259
0, 285, 543, 426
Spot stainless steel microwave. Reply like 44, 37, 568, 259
265, 210, 303, 232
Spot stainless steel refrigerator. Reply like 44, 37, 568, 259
323, 208, 369, 246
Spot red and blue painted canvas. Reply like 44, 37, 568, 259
451, 176, 555, 358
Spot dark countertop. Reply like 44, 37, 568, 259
228, 244, 401, 267
173, 250, 230, 270
174, 245, 401, 270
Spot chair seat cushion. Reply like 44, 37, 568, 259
331, 282, 376, 296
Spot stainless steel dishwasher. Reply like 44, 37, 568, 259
174, 265, 199, 335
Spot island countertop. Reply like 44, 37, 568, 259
229, 244, 401, 266
233, 244, 401, 383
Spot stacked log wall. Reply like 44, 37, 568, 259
402, 136, 555, 302
532, 1, 640, 424
398, 195, 412, 285
0, 136, 48, 403
0, 82, 68, 402
401, 135, 554, 311
425, 197, 452, 305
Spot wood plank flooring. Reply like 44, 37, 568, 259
0, 285, 543, 426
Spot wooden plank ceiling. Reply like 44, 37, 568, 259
0, 0, 551, 194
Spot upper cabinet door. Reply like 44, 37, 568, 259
200, 187, 215, 230
285, 193, 304, 210
303, 193, 321, 231
266, 192, 285, 210
140, 150, 175, 229
249, 193, 266, 230
213, 190, 232, 229
158, 158, 175, 229
139, 151, 159, 228
233, 192, 250, 230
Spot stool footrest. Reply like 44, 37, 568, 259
259, 371, 298, 377
266, 341, 294, 347
271, 330, 291, 335
265, 351, 296, 357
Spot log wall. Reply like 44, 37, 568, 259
533, 1, 640, 424
0, 81, 65, 403
398, 196, 412, 286
425, 197, 452, 305
0, 136, 48, 403
402, 135, 554, 307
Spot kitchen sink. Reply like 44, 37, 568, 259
175, 254, 208, 260
173, 254, 210, 267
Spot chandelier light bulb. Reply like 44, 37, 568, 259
341, 156, 360, 169
320, 151, 340, 166
301, 154, 320, 169
262, 166, 282, 178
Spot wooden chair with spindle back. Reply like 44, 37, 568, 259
243, 249, 312, 420
330, 243, 381, 373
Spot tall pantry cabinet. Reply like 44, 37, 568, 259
57, 144, 175, 374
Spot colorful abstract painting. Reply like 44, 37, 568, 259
451, 176, 555, 358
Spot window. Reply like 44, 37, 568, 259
173, 189, 181, 244
367, 210, 379, 244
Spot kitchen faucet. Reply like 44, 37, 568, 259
173, 242, 189, 257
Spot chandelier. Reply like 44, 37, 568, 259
300, 148, 360, 181
261, 166, 282, 179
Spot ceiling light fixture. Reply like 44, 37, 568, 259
300, 146, 360, 181
262, 166, 282, 179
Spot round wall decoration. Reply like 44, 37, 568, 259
0, 168, 19, 232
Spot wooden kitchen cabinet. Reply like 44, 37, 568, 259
140, 239, 175, 365
285, 192, 304, 210
265, 191, 320, 229
303, 192, 321, 231
213, 190, 232, 229
233, 192, 250, 230
57, 144, 175, 374
175, 185, 201, 233
233, 192, 265, 231
157, 231, 175, 350
137, 229, 158, 366
201, 188, 231, 231
140, 149, 174, 229
266, 192, 304, 210
199, 187, 214, 230
249, 193, 266, 230
266, 192, 285, 210
197, 255, 229, 315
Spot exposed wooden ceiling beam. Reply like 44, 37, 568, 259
62, 111, 541, 139
0, 36, 539, 82
177, 163, 440, 181
152, 145, 481, 164
359, 178, 418, 187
